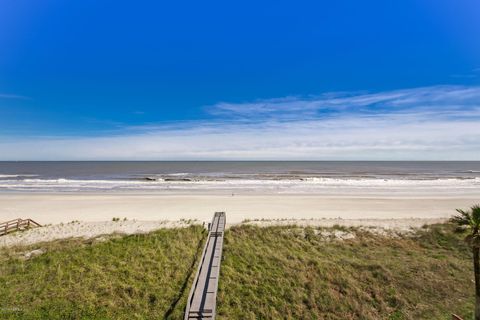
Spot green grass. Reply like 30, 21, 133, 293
0, 223, 475, 319
0, 226, 206, 320
217, 223, 474, 320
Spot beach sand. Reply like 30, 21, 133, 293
0, 192, 476, 224
0, 192, 477, 247
0, 219, 195, 247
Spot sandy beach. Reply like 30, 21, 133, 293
1, 188, 478, 247
0, 192, 477, 225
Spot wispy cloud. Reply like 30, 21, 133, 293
0, 93, 30, 100
207, 85, 480, 121
1, 85, 480, 160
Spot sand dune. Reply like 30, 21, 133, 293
0, 219, 195, 247
1, 217, 448, 248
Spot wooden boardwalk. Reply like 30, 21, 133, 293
184, 212, 226, 320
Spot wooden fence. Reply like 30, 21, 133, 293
0, 218, 42, 236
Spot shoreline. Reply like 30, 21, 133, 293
1, 189, 480, 197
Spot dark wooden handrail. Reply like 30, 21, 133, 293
0, 218, 42, 236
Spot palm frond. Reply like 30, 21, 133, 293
450, 209, 471, 226
471, 204, 480, 226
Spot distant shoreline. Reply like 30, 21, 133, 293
1, 190, 480, 197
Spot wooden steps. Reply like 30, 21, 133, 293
0, 218, 42, 236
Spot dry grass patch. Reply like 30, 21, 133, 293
218, 223, 473, 320
0, 226, 205, 320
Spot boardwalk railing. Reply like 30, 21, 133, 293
185, 212, 226, 320
0, 218, 42, 236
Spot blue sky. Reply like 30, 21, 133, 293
0, 0, 479, 160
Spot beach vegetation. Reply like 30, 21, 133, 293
451, 204, 480, 320
218, 223, 473, 319
0, 222, 474, 319
0, 226, 205, 319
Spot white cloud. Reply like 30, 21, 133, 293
1, 116, 479, 160
1, 85, 480, 160
207, 85, 480, 120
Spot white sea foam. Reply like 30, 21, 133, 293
0, 175, 19, 178
300, 177, 480, 187
0, 176, 478, 193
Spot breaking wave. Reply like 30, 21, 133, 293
0, 176, 478, 192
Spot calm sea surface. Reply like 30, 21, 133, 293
0, 161, 479, 193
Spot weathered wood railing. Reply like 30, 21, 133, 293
0, 218, 42, 236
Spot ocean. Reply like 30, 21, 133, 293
0, 161, 479, 194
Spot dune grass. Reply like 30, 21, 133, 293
0, 223, 475, 319
217, 223, 474, 320
0, 225, 206, 320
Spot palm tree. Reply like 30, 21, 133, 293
451, 204, 480, 320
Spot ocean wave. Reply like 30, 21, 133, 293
0, 176, 478, 192
0, 174, 39, 179
22, 178, 145, 184
299, 177, 480, 186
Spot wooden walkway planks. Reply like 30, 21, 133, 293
185, 212, 226, 320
